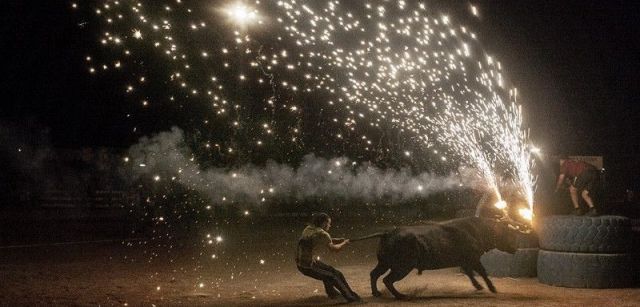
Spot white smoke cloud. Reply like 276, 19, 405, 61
128, 127, 481, 206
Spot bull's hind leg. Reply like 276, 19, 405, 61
370, 263, 389, 297
382, 266, 412, 299
461, 266, 483, 290
472, 262, 496, 293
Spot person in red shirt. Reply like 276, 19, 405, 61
555, 159, 598, 216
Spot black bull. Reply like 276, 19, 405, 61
352, 217, 520, 299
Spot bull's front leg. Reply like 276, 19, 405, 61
370, 263, 389, 297
382, 267, 412, 299
461, 266, 483, 291
472, 262, 497, 293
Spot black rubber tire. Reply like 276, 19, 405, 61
481, 248, 538, 277
515, 232, 539, 248
538, 215, 633, 253
537, 250, 637, 288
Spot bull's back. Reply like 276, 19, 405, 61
377, 219, 487, 269
377, 225, 461, 267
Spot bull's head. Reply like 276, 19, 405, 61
476, 198, 534, 254
498, 214, 533, 234
475, 197, 533, 234
491, 220, 518, 253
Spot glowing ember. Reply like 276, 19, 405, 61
494, 200, 507, 210
224, 3, 259, 26
518, 208, 533, 221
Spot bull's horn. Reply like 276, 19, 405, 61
475, 193, 492, 218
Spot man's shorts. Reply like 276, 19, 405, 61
572, 169, 598, 192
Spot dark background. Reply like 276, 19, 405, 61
2, 0, 639, 193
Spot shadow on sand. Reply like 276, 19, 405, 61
272, 289, 540, 306
367, 288, 540, 304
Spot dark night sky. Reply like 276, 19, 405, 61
2, 1, 639, 181
480, 1, 640, 157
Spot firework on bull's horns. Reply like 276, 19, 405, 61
74, 0, 536, 219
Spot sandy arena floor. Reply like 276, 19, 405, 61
2, 221, 640, 306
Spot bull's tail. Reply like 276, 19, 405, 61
350, 232, 387, 242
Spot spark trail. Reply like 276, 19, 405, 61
74, 0, 536, 210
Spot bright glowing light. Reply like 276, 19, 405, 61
215, 235, 223, 243
519, 208, 533, 221
530, 145, 541, 154
470, 5, 479, 17
494, 200, 507, 210
224, 3, 258, 25
132, 29, 142, 39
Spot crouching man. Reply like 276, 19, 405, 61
296, 213, 361, 302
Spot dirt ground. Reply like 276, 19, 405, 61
2, 221, 640, 306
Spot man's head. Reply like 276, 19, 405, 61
312, 212, 331, 231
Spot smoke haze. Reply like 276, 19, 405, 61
128, 127, 481, 206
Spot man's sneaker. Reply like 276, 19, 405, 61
586, 207, 598, 216
573, 208, 584, 216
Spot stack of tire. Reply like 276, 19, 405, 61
481, 232, 540, 277
537, 215, 638, 288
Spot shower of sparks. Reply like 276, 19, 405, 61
223, 3, 260, 26
76, 0, 537, 213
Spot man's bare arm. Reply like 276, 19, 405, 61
328, 239, 350, 252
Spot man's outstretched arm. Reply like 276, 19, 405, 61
328, 239, 350, 252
